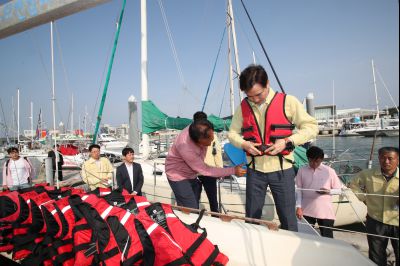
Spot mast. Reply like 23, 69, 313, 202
92, 0, 127, 143
71, 93, 74, 133
227, 13, 235, 117
12, 96, 16, 143
30, 102, 33, 143
371, 60, 380, 120
332, 80, 335, 158
141, 0, 150, 159
227, 0, 242, 101
51, 21, 60, 188
84, 105, 88, 135
17, 88, 20, 146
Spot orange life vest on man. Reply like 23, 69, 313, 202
241, 92, 295, 156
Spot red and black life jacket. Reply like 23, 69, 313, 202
72, 194, 146, 265
13, 192, 54, 261
0, 191, 28, 225
0, 190, 40, 253
241, 92, 294, 156
21, 194, 82, 266
136, 202, 229, 266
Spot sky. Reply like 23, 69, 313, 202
0, 0, 399, 134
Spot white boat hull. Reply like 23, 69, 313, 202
175, 210, 373, 266
138, 158, 367, 227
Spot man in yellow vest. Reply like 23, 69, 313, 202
81, 144, 114, 191
350, 147, 399, 266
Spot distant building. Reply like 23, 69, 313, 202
336, 108, 378, 120
314, 105, 336, 121
315, 106, 383, 121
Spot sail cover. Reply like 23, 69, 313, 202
142, 100, 231, 134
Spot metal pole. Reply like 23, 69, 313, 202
51, 21, 59, 188
17, 88, 20, 146
141, 0, 150, 159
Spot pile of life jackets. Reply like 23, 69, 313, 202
0, 184, 229, 265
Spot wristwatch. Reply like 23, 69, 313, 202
284, 138, 295, 151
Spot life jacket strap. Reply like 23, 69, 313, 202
95, 246, 119, 262
185, 230, 207, 259
72, 223, 91, 233
53, 251, 75, 266
165, 256, 193, 266
202, 245, 221, 266
191, 209, 206, 231
241, 126, 254, 133
52, 238, 73, 249
73, 242, 93, 253
121, 250, 143, 266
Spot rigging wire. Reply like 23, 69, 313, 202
54, 22, 75, 129
233, 11, 261, 66
91, 1, 123, 133
0, 98, 10, 144
158, 0, 186, 89
157, 0, 201, 108
201, 27, 226, 112
218, 76, 229, 117
375, 67, 400, 114
27, 31, 52, 89
239, 0, 285, 93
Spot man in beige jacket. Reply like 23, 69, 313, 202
81, 144, 114, 191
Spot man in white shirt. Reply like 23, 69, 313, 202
2, 147, 33, 190
116, 147, 144, 195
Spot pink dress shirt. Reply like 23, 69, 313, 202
295, 164, 342, 220
166, 127, 235, 182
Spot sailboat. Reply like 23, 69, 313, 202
0, 1, 375, 265
354, 60, 399, 137
133, 1, 373, 265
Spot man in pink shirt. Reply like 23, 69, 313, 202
295, 146, 343, 238
166, 119, 246, 209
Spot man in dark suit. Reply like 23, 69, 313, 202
116, 147, 144, 195
48, 144, 64, 181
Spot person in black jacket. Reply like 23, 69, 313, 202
48, 144, 64, 181
116, 147, 144, 195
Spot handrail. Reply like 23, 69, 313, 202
171, 205, 279, 231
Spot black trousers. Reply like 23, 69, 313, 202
366, 215, 399, 266
198, 176, 219, 213
52, 163, 63, 181
304, 215, 335, 238
246, 167, 298, 231
168, 178, 202, 209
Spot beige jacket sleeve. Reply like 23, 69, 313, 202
349, 171, 367, 203
284, 95, 318, 145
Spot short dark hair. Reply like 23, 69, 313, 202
7, 147, 19, 154
239, 64, 269, 92
193, 111, 207, 121
122, 147, 134, 156
306, 146, 324, 160
378, 147, 399, 157
189, 119, 214, 143
88, 144, 101, 152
